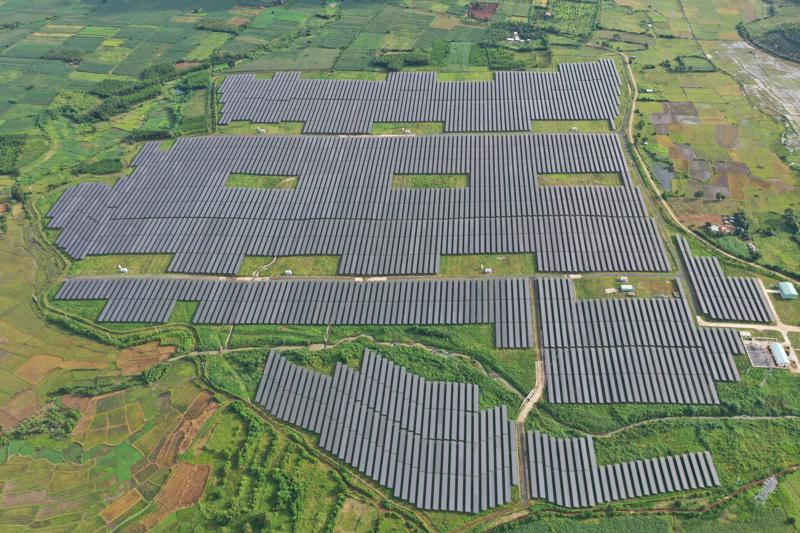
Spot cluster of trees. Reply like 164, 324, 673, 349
0, 134, 26, 175
73, 158, 123, 175
56, 362, 169, 397
41, 48, 87, 63
0, 404, 80, 444
195, 17, 246, 34
372, 50, 430, 71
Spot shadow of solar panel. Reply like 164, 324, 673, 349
526, 431, 720, 507
676, 237, 774, 323
537, 278, 743, 404
48, 134, 669, 276
255, 349, 520, 513
218, 60, 621, 133
55, 277, 533, 348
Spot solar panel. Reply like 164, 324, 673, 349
256, 348, 519, 513
538, 278, 744, 404
218, 61, 621, 133
48, 134, 669, 276
55, 277, 533, 348
677, 237, 774, 323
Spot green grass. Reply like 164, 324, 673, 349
186, 32, 230, 61
531, 119, 612, 133
67, 254, 173, 276
225, 173, 297, 189
538, 172, 623, 187
328, 324, 537, 393
238, 255, 340, 277
439, 253, 536, 277
573, 276, 677, 299
371, 122, 445, 135
771, 294, 800, 327
217, 121, 305, 135
391, 173, 468, 189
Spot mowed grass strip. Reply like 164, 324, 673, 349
225, 173, 297, 189
538, 172, 623, 187
392, 173, 468, 189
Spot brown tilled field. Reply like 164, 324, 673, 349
100, 488, 143, 523
117, 343, 175, 376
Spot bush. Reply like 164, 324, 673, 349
195, 18, 242, 34
73, 158, 123, 175
47, 90, 98, 121
0, 134, 26, 175
41, 48, 87, 63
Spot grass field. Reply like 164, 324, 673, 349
538, 172, 623, 187
573, 276, 677, 299
392, 173, 468, 188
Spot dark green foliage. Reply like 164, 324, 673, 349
372, 50, 430, 71
90, 79, 141, 97
0, 405, 81, 444
91, 84, 161, 120
55, 362, 171, 397
182, 70, 211, 90
73, 158, 123, 175
128, 126, 174, 141
0, 134, 26, 175
139, 62, 179, 81
740, 20, 800, 63
195, 18, 243, 34
41, 48, 88, 63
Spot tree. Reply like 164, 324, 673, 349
784, 208, 799, 234
715, 191, 726, 201
693, 190, 704, 199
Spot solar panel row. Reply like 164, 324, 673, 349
538, 278, 744, 404
48, 134, 669, 276
526, 431, 720, 508
55, 277, 533, 348
676, 237, 774, 323
218, 61, 620, 133
255, 349, 519, 513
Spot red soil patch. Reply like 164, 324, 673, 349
715, 124, 739, 149
0, 389, 38, 428
140, 463, 210, 530
15, 354, 105, 384
100, 488, 142, 523
175, 61, 201, 69
118, 343, 175, 376
468, 2, 498, 21
155, 392, 218, 468
229, 16, 249, 26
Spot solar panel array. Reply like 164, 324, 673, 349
55, 277, 533, 348
676, 237, 774, 323
526, 431, 720, 507
48, 133, 669, 276
218, 61, 620, 133
538, 278, 744, 404
255, 349, 519, 512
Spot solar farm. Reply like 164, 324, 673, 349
42, 56, 785, 522
4, 0, 800, 531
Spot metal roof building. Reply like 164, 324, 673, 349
778, 281, 798, 300
770, 342, 790, 368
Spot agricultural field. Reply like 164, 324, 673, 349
1, 0, 800, 531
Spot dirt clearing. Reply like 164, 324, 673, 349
118, 343, 175, 375
100, 488, 142, 523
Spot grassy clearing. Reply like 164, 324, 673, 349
216, 121, 305, 135
238, 255, 340, 277
538, 172, 623, 187
439, 253, 536, 277
572, 276, 677, 299
328, 324, 536, 394
67, 254, 173, 276
371, 122, 445, 135
531, 120, 612, 133
225, 173, 297, 189
391, 173, 468, 188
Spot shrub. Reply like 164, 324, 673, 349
41, 48, 87, 63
